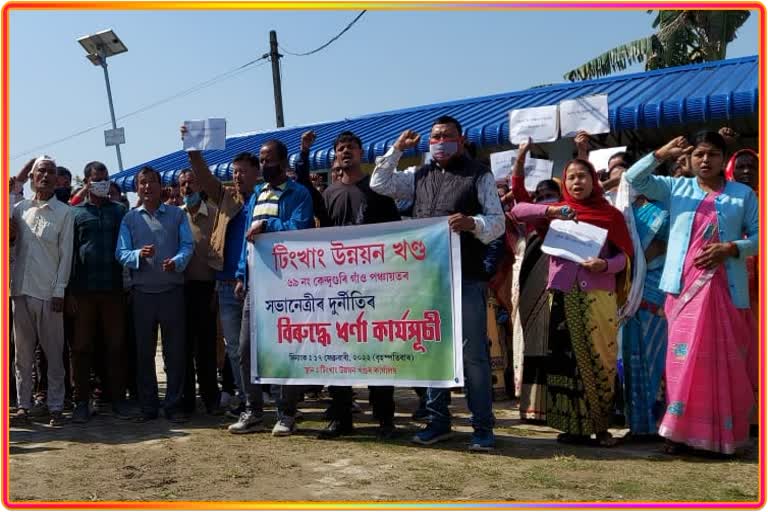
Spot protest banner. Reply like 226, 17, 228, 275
247, 217, 464, 387
541, 219, 608, 263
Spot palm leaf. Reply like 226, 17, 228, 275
563, 37, 655, 81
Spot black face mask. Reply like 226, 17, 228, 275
54, 187, 71, 202
262, 164, 282, 183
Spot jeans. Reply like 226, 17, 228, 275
239, 293, 302, 416
217, 281, 245, 399
426, 280, 494, 433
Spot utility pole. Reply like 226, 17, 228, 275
264, 30, 285, 128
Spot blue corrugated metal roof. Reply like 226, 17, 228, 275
112, 55, 758, 192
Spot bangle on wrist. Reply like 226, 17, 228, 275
728, 241, 739, 257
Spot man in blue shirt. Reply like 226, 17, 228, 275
228, 139, 314, 437
116, 166, 194, 423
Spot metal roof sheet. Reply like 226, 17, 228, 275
112, 55, 758, 191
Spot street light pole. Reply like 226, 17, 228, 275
99, 54, 124, 172
77, 29, 128, 174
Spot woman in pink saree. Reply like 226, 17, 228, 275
625, 132, 758, 456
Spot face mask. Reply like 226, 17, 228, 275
429, 140, 459, 161
90, 180, 111, 198
262, 164, 282, 183
183, 192, 201, 207
54, 187, 71, 202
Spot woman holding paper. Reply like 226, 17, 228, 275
624, 132, 758, 456
512, 159, 633, 447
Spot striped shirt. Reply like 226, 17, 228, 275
252, 182, 287, 221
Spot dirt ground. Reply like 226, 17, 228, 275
8, 366, 761, 505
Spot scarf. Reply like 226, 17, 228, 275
555, 159, 634, 306
725, 149, 759, 195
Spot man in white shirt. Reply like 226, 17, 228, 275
10, 156, 74, 426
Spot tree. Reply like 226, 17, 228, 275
563, 10, 751, 81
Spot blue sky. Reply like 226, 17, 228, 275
8, 7, 760, 179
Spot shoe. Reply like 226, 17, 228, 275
72, 401, 90, 424
271, 415, 296, 437
29, 401, 48, 418
228, 410, 263, 434
205, 404, 225, 416
412, 424, 453, 445
351, 400, 362, 414
13, 408, 29, 424
134, 411, 159, 423
166, 411, 189, 424
377, 422, 397, 440
219, 391, 233, 409
468, 431, 495, 452
411, 408, 429, 422
48, 410, 66, 426
226, 402, 245, 419
318, 419, 354, 439
112, 401, 136, 420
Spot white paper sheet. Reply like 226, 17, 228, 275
489, 150, 555, 191
588, 146, 627, 174
489, 149, 517, 181
559, 94, 609, 137
522, 157, 555, 192
183, 118, 227, 151
541, 219, 608, 264
508, 105, 559, 144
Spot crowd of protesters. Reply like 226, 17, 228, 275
8, 114, 758, 456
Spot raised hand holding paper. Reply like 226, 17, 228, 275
183, 118, 227, 151
559, 94, 609, 137
541, 219, 608, 263
508, 105, 559, 144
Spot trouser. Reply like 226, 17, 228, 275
221, 357, 236, 395
70, 291, 127, 404
217, 281, 245, 399
327, 386, 395, 424
124, 295, 138, 400
9, 304, 16, 406
34, 320, 73, 402
182, 281, 220, 412
239, 292, 302, 416
12, 296, 65, 412
426, 280, 495, 433
133, 287, 186, 415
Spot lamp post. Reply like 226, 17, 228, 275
77, 29, 128, 172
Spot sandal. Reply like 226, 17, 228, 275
595, 431, 618, 447
663, 440, 689, 455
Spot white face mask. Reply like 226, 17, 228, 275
90, 180, 111, 198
